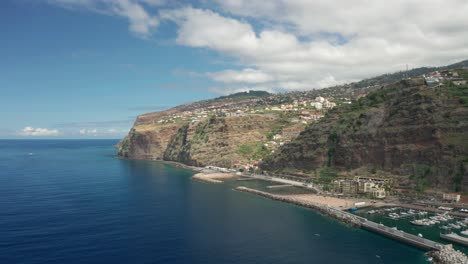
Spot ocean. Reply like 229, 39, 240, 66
0, 140, 429, 263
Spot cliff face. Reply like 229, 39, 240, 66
118, 73, 468, 192
261, 78, 468, 192
118, 123, 180, 160
118, 114, 279, 167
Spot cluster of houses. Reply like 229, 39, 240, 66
333, 176, 389, 199
310, 96, 337, 110
155, 95, 339, 126
266, 96, 338, 112
424, 69, 467, 87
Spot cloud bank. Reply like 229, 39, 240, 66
49, 0, 468, 93
20, 127, 60, 136
79, 128, 129, 136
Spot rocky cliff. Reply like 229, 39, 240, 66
118, 113, 286, 167
260, 78, 468, 192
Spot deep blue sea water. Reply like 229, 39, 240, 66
0, 140, 430, 264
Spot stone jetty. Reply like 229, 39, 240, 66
234, 186, 468, 264
235, 186, 363, 226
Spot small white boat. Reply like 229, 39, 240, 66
461, 230, 468, 236
411, 220, 429, 226
418, 233, 423, 238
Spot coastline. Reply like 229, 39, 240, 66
116, 155, 468, 263
234, 187, 468, 264
192, 172, 236, 184
115, 155, 203, 173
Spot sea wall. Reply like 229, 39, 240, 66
234, 186, 363, 226
234, 187, 468, 263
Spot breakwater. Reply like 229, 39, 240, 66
235, 187, 363, 226
234, 187, 468, 263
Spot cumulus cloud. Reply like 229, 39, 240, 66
160, 3, 468, 90
207, 68, 274, 84
50, 0, 159, 37
20, 127, 60, 136
50, 1, 468, 92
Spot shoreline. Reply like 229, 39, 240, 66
192, 172, 236, 184
115, 155, 203, 173
234, 186, 468, 264
116, 156, 467, 263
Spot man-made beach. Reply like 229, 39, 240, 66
192, 172, 236, 184
284, 194, 359, 209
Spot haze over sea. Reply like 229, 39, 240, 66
0, 140, 429, 264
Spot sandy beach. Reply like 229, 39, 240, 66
282, 194, 359, 209
192, 172, 236, 184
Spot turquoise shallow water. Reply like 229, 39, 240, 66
0, 140, 429, 263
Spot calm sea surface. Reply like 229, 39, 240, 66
0, 140, 429, 263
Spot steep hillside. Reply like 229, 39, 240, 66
118, 114, 299, 167
260, 77, 468, 192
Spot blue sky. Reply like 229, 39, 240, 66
1, 0, 467, 139
1, 0, 220, 138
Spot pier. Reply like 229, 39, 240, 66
440, 233, 468, 247
361, 221, 444, 251
267, 184, 293, 189
236, 177, 257, 181
235, 186, 446, 252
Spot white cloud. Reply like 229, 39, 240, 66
50, 0, 159, 37
79, 128, 129, 136
160, 4, 468, 91
50, 1, 468, 92
20, 127, 60, 136
207, 68, 274, 84
79, 129, 98, 135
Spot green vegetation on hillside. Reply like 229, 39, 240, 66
236, 142, 269, 160
260, 77, 468, 192
214, 90, 270, 101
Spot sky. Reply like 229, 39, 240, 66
1, 0, 467, 139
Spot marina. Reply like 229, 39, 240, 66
355, 207, 468, 254
235, 187, 448, 252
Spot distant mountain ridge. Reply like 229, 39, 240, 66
353, 59, 468, 88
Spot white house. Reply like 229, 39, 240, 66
315, 96, 325, 103
310, 102, 323, 110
